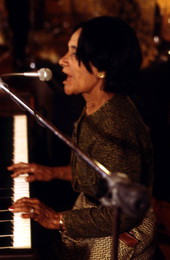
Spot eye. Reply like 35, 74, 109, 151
71, 52, 78, 59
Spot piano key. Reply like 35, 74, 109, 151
0, 210, 13, 220
0, 197, 12, 210
0, 117, 13, 170
0, 236, 13, 248
0, 178, 13, 188
0, 221, 13, 236
0, 167, 11, 178
0, 188, 13, 197
0, 168, 13, 190
0, 165, 12, 174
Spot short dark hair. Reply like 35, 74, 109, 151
75, 16, 142, 95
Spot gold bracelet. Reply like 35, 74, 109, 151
59, 214, 65, 233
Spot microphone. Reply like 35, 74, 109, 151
0, 68, 52, 81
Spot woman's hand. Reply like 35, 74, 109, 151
9, 197, 61, 229
8, 162, 55, 182
8, 162, 72, 182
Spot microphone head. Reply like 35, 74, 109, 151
38, 68, 52, 81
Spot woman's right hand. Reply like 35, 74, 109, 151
7, 162, 55, 182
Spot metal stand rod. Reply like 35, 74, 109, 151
111, 207, 121, 260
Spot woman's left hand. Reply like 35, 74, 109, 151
9, 197, 60, 229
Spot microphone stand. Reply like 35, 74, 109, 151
0, 79, 150, 259
0, 72, 39, 77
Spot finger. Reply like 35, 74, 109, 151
11, 173, 37, 182
8, 162, 28, 170
9, 205, 38, 220
9, 208, 36, 220
9, 200, 35, 211
10, 166, 36, 179
10, 197, 32, 206
9, 204, 31, 213
9, 196, 39, 214
26, 175, 36, 182
11, 169, 30, 178
21, 212, 35, 219
21, 206, 36, 216
16, 197, 40, 206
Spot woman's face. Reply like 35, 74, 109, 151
59, 29, 103, 96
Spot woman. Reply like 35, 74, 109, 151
8, 16, 155, 259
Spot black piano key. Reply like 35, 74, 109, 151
0, 221, 13, 236
0, 167, 12, 175
0, 166, 12, 175
0, 164, 13, 174
0, 170, 12, 179
0, 236, 13, 248
0, 178, 12, 190
0, 210, 13, 220
0, 117, 13, 168
0, 197, 12, 210
0, 188, 13, 197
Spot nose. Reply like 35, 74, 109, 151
59, 53, 68, 67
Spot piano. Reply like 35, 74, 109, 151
0, 91, 37, 259
0, 80, 76, 259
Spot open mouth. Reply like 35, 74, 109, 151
63, 73, 72, 84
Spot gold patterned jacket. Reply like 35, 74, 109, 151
62, 94, 153, 239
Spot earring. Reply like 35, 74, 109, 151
98, 72, 105, 79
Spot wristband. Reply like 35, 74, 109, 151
59, 214, 65, 233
